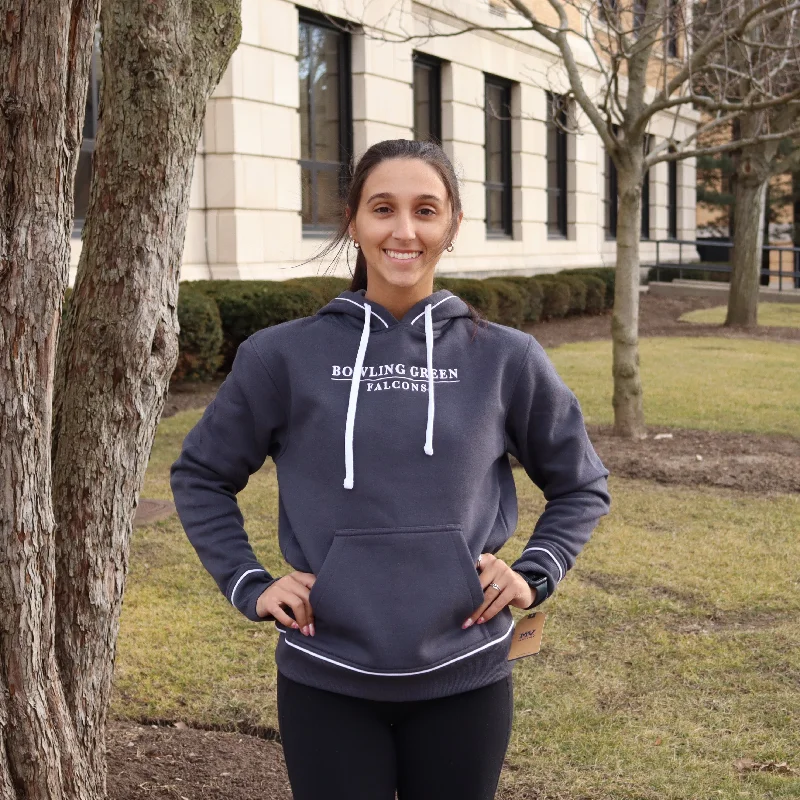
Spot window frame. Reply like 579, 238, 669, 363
412, 52, 442, 144
667, 150, 679, 240
484, 73, 514, 239
546, 91, 569, 239
641, 134, 652, 240
298, 9, 354, 236
73, 27, 101, 234
665, 0, 679, 57
604, 136, 619, 241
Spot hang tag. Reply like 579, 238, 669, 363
507, 612, 546, 661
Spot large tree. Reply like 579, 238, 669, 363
0, 1, 240, 798
360, 0, 800, 436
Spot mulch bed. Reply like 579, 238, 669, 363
110, 290, 796, 800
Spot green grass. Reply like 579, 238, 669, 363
548, 337, 800, 437
680, 303, 800, 328
115, 402, 800, 799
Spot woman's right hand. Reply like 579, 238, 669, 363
256, 571, 317, 636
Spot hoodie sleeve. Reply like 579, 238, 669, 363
505, 336, 611, 601
169, 336, 288, 623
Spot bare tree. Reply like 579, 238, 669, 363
340, 0, 800, 437
1, 1, 240, 797
692, 5, 800, 327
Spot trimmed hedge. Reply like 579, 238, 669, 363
190, 280, 320, 370
435, 277, 499, 322
481, 278, 527, 329
497, 277, 544, 324
66, 267, 615, 384
174, 284, 224, 380
553, 274, 588, 314
285, 275, 352, 306
532, 277, 571, 320
568, 267, 615, 308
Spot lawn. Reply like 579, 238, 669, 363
679, 303, 800, 328
113, 337, 800, 799
548, 337, 800, 437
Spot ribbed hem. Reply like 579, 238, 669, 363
274, 624, 515, 702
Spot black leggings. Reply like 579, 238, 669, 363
276, 670, 514, 800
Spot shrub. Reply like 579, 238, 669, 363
497, 277, 544, 324
436, 278, 499, 321
481, 278, 527, 329
576, 274, 606, 314
532, 277, 571, 319
552, 274, 587, 314
570, 267, 616, 308
285, 275, 352, 306
174, 284, 224, 381
192, 280, 320, 370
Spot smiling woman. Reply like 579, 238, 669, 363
169, 138, 610, 800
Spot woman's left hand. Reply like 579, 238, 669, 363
461, 552, 533, 629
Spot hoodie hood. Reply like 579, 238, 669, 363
317, 289, 472, 490
317, 288, 472, 333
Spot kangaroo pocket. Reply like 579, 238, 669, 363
303, 524, 495, 674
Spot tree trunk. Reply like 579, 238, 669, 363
725, 155, 770, 327
0, 2, 100, 797
47, 1, 240, 796
612, 160, 647, 438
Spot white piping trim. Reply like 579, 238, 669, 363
274, 619, 515, 676
230, 568, 267, 606
410, 295, 458, 325
331, 377, 460, 384
521, 546, 564, 582
331, 297, 389, 327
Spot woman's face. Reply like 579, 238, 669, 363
348, 157, 462, 295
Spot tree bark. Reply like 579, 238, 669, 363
725, 140, 772, 327
48, 1, 240, 796
0, 2, 100, 798
612, 158, 647, 438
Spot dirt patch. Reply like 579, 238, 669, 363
106, 719, 293, 800
163, 378, 223, 420
581, 425, 800, 495
525, 292, 800, 348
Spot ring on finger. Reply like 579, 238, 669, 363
489, 582, 501, 591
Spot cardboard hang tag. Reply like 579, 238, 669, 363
507, 612, 546, 661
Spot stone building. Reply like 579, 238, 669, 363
69, 0, 697, 285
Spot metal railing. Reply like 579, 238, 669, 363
650, 239, 800, 291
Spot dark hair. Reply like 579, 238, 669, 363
303, 138, 484, 328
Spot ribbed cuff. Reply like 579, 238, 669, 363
229, 567, 278, 622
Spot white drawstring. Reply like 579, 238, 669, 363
343, 302, 371, 490
424, 303, 435, 456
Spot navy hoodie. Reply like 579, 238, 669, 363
169, 288, 610, 702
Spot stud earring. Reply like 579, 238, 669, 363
446, 242, 454, 252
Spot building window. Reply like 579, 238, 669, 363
604, 144, 618, 240
633, 0, 646, 37
299, 11, 353, 232
413, 53, 441, 144
598, 0, 617, 24
665, 0, 679, 57
484, 74, 513, 237
546, 92, 568, 239
641, 134, 652, 239
74, 27, 101, 233
667, 150, 679, 239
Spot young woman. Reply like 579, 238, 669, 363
170, 139, 611, 800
